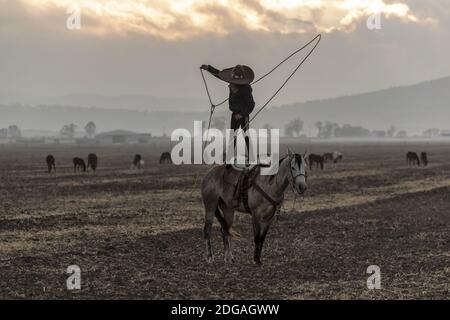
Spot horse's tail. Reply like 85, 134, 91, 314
214, 205, 241, 240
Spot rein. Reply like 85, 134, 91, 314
254, 154, 304, 210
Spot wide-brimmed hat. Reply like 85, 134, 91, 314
219, 65, 254, 85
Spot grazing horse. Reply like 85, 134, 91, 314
46, 155, 56, 173
201, 150, 307, 265
406, 152, 420, 166
160, 152, 172, 164
308, 153, 324, 170
87, 153, 98, 171
332, 151, 343, 164
421, 152, 428, 167
323, 153, 333, 162
323, 152, 343, 165
73, 157, 86, 172
132, 154, 144, 169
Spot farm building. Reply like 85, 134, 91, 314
95, 130, 152, 145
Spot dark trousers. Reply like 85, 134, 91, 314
231, 114, 250, 157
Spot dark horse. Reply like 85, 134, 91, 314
160, 152, 172, 164
420, 152, 428, 167
406, 152, 420, 166
73, 157, 86, 172
87, 153, 98, 171
132, 154, 144, 169
46, 155, 56, 173
308, 153, 324, 170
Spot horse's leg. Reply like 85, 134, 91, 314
218, 203, 235, 262
252, 214, 261, 265
253, 210, 275, 266
203, 201, 218, 263
255, 220, 273, 266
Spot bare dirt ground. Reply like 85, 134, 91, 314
0, 142, 448, 299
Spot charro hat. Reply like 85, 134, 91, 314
219, 65, 255, 85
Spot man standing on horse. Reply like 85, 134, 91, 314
200, 64, 255, 161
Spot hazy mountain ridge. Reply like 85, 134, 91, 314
0, 94, 207, 112
1, 76, 449, 136
263, 76, 450, 134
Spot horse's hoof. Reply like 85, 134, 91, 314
224, 256, 235, 263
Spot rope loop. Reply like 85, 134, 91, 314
200, 34, 321, 138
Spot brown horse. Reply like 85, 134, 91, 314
46, 155, 56, 173
160, 152, 172, 164
323, 151, 343, 168
308, 153, 324, 170
420, 152, 428, 167
73, 157, 86, 172
87, 153, 98, 171
406, 152, 420, 166
201, 150, 307, 265
131, 154, 144, 169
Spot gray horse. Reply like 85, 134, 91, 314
201, 150, 307, 265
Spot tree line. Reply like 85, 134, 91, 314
0, 122, 97, 139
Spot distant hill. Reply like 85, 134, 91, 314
1, 94, 206, 112
262, 76, 450, 135
1, 76, 449, 136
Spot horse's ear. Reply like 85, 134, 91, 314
303, 150, 308, 157
287, 148, 293, 157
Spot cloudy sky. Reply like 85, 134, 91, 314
1, 0, 450, 108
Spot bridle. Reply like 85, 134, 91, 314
288, 154, 307, 194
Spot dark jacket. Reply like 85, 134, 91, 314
206, 65, 255, 117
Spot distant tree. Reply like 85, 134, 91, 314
0, 128, 8, 138
396, 130, 408, 138
8, 125, 22, 138
387, 125, 396, 138
315, 121, 323, 138
211, 116, 226, 131
422, 128, 440, 138
285, 118, 304, 137
60, 123, 77, 139
85, 121, 97, 139
262, 124, 273, 131
321, 121, 338, 139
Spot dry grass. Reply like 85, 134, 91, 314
0, 143, 449, 299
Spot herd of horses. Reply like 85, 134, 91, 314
306, 151, 429, 171
45, 152, 173, 173
307, 151, 343, 170
43, 148, 430, 265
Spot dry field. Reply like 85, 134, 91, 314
0, 142, 449, 299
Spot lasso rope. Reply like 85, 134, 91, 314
191, 34, 322, 197
200, 33, 322, 136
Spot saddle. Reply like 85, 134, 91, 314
223, 164, 281, 213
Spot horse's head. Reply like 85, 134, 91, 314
288, 149, 307, 194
